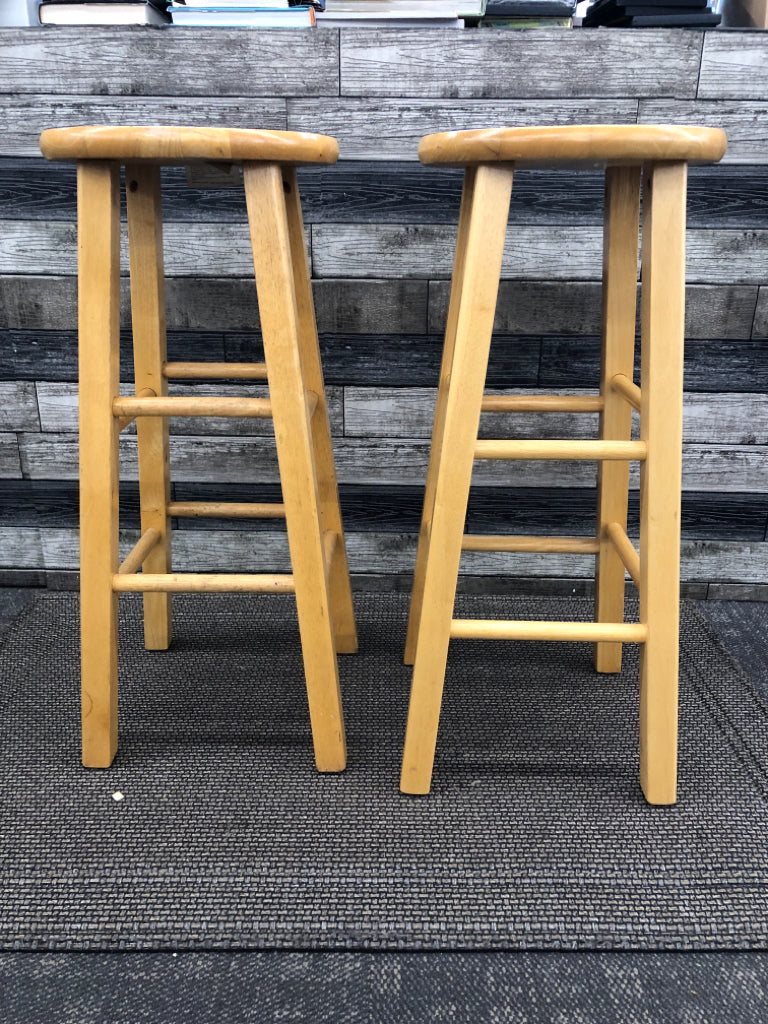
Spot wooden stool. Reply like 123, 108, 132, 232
39, 126, 357, 772
400, 124, 727, 804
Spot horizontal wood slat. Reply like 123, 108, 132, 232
339, 28, 702, 99
0, 434, 22, 479
112, 572, 296, 594
449, 618, 648, 643
17, 434, 768, 493
639, 100, 768, 165
0, 28, 339, 98
698, 31, 768, 100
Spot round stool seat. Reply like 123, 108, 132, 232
39, 125, 339, 165
418, 124, 727, 168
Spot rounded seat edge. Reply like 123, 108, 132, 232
417, 124, 728, 168
39, 125, 339, 165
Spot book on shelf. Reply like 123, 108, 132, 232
583, 0, 720, 23
319, 0, 486, 15
39, 0, 172, 23
170, 3, 316, 24
482, 0, 574, 12
176, 0, 326, 5
478, 14, 573, 23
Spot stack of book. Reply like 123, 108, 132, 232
170, 0, 320, 26
38, 0, 172, 23
583, 0, 721, 25
473, 0, 575, 27
315, 0, 486, 29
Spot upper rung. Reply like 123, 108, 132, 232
474, 439, 648, 461
112, 395, 273, 419
164, 362, 268, 381
481, 394, 604, 414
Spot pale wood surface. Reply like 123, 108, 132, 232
167, 501, 286, 519
281, 165, 358, 655
244, 161, 347, 772
449, 619, 648, 643
164, 362, 268, 380
461, 535, 600, 554
594, 166, 642, 674
473, 439, 647, 461
112, 572, 296, 593
606, 521, 641, 588
77, 161, 120, 768
117, 527, 160, 576
112, 395, 274, 419
418, 124, 727, 168
401, 165, 514, 794
639, 100, 768, 164
40, 126, 339, 166
638, 161, 688, 805
126, 164, 173, 652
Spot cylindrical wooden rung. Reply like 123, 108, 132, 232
606, 521, 641, 587
112, 395, 273, 419
164, 361, 268, 381
117, 527, 161, 575
610, 373, 642, 413
462, 534, 600, 554
112, 572, 295, 593
167, 501, 286, 519
450, 619, 648, 643
481, 394, 604, 414
117, 387, 155, 432
473, 439, 648, 461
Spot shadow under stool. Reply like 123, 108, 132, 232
400, 124, 727, 804
39, 125, 357, 772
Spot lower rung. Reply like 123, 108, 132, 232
112, 573, 295, 594
450, 619, 648, 643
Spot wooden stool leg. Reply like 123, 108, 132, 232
126, 164, 173, 651
400, 165, 514, 794
78, 161, 121, 767
405, 167, 477, 666
244, 161, 346, 772
638, 162, 687, 805
281, 166, 357, 654
594, 166, 641, 673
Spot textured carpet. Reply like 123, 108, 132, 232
1, 592, 767, 952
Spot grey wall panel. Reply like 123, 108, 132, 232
639, 100, 768, 165
698, 30, 768, 100
339, 28, 702, 99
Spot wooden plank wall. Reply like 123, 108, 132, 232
0, 26, 766, 596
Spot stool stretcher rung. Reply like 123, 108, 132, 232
167, 501, 286, 519
481, 394, 604, 414
474, 439, 648, 461
610, 373, 642, 413
462, 534, 600, 554
606, 521, 641, 586
117, 387, 156, 432
112, 572, 295, 594
163, 361, 269, 381
117, 528, 161, 575
112, 395, 273, 419
450, 619, 648, 643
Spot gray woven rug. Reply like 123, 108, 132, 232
1, 592, 767, 952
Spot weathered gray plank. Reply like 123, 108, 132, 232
344, 388, 768, 446
32, 526, 768, 585
0, 527, 43, 568
35, 381, 343, 437
288, 98, 638, 161
0, 381, 39, 431
429, 282, 759, 339
639, 100, 768, 165
0, 433, 22, 479
339, 28, 702, 99
313, 223, 768, 285
0, 27, 339, 97
754, 288, 767, 338
698, 30, 768, 101
0, 97, 286, 158
19, 433, 768, 493
0, 276, 428, 333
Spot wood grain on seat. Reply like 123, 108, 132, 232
418, 124, 727, 168
39, 126, 339, 165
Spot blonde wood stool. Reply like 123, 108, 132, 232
39, 126, 357, 772
401, 124, 727, 804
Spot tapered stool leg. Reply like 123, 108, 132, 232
405, 167, 477, 666
594, 166, 641, 673
78, 161, 121, 767
126, 164, 173, 651
281, 166, 357, 655
244, 162, 346, 772
401, 165, 513, 794
638, 162, 687, 805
